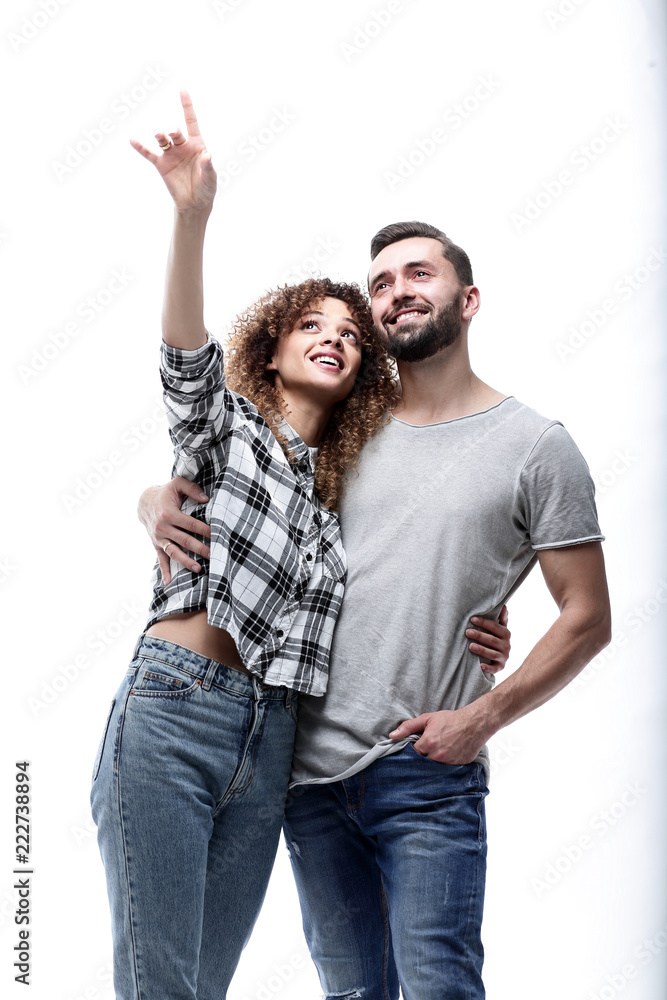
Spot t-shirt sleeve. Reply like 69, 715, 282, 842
517, 422, 604, 550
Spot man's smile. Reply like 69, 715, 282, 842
387, 307, 430, 325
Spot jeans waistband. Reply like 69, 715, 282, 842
131, 634, 293, 702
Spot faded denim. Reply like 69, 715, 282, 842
283, 745, 488, 1000
91, 635, 297, 1000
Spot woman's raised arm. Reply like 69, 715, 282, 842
130, 89, 217, 349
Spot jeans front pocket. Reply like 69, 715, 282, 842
130, 656, 201, 699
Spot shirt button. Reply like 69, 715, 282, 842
276, 630, 284, 638
306, 553, 312, 561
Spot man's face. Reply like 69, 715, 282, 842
368, 237, 465, 362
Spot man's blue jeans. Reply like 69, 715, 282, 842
283, 745, 489, 1000
90, 635, 297, 1000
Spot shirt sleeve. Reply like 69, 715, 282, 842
160, 336, 239, 465
517, 422, 605, 550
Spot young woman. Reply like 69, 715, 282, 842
91, 92, 509, 1000
89, 91, 397, 1000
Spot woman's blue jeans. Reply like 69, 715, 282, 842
283, 745, 489, 1000
90, 635, 297, 1000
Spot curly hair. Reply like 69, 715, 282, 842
225, 277, 398, 509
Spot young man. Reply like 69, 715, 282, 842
139, 222, 611, 999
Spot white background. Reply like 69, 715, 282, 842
1, 1, 665, 998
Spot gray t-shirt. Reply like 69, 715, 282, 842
290, 396, 603, 787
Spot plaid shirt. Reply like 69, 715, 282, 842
146, 337, 346, 696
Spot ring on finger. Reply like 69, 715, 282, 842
162, 541, 173, 555
158, 139, 171, 150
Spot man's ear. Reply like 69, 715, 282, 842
461, 285, 480, 321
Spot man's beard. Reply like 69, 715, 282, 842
383, 297, 462, 362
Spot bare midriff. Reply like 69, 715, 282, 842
145, 609, 250, 676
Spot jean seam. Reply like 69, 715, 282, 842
475, 764, 488, 843
130, 678, 202, 699
213, 689, 268, 813
380, 878, 392, 1000
116, 740, 143, 1000
464, 824, 486, 1000
92, 699, 116, 784
113, 683, 134, 777
133, 652, 199, 679
140, 669, 185, 688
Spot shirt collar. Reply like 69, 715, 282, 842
278, 419, 313, 470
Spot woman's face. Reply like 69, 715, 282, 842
268, 296, 364, 405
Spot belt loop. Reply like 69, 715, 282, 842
201, 659, 218, 692
131, 632, 146, 663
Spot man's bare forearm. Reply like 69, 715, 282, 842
390, 604, 611, 763
465, 541, 612, 746
389, 542, 611, 763
468, 603, 611, 742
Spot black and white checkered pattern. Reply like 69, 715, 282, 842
146, 337, 346, 696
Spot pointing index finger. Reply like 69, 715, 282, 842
179, 88, 201, 138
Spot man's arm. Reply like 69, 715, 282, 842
139, 479, 513, 675
138, 479, 211, 585
389, 541, 611, 762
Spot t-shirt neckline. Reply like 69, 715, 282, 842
390, 395, 514, 429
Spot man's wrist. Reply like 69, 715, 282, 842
461, 696, 502, 746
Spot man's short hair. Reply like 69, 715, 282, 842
370, 221, 473, 287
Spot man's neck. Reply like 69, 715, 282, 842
393, 337, 505, 426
